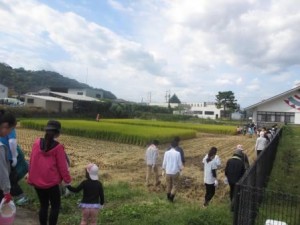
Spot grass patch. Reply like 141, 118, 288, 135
20, 180, 232, 225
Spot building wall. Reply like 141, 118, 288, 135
45, 101, 73, 112
0, 84, 8, 99
250, 90, 300, 124
68, 89, 87, 96
68, 88, 104, 99
190, 104, 221, 119
25, 96, 46, 108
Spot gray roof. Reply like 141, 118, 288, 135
50, 92, 99, 101
25, 94, 73, 103
245, 86, 300, 110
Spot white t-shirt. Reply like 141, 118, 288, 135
203, 157, 218, 184
203, 154, 221, 168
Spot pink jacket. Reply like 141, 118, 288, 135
28, 138, 71, 188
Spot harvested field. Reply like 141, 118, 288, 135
17, 128, 256, 203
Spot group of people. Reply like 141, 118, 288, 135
144, 136, 259, 208
0, 113, 105, 225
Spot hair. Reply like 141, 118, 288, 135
0, 112, 17, 127
170, 140, 178, 148
173, 136, 180, 143
152, 140, 159, 146
44, 129, 60, 151
206, 147, 217, 163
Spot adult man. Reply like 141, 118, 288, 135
235, 144, 250, 169
225, 151, 246, 206
145, 140, 160, 186
0, 112, 17, 204
162, 141, 183, 202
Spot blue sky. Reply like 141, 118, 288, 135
0, 0, 300, 107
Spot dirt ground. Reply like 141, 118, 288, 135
14, 128, 257, 224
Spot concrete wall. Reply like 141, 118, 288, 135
68, 89, 87, 96
68, 88, 104, 99
25, 96, 46, 108
45, 101, 73, 112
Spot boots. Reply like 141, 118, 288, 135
167, 193, 171, 201
169, 194, 175, 202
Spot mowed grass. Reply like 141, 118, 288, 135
20, 119, 196, 146
103, 119, 237, 135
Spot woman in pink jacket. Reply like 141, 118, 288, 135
28, 120, 71, 225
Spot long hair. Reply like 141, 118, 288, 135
44, 130, 59, 151
206, 147, 217, 163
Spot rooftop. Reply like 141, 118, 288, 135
50, 92, 100, 101
25, 94, 73, 103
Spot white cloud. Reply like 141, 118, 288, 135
0, 0, 300, 106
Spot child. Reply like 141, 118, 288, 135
67, 163, 104, 225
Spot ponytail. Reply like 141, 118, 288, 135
44, 130, 59, 151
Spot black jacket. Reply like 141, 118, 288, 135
225, 156, 245, 184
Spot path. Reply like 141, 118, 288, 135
14, 207, 38, 225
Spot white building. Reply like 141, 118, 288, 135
24, 95, 73, 112
149, 102, 179, 108
68, 88, 104, 99
245, 85, 300, 125
0, 84, 8, 99
183, 102, 222, 119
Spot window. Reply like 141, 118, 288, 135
205, 111, 214, 115
194, 111, 203, 114
27, 98, 34, 103
257, 111, 295, 123
77, 92, 83, 95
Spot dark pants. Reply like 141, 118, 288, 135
257, 150, 262, 156
9, 165, 24, 197
204, 183, 215, 205
229, 183, 235, 202
35, 185, 61, 225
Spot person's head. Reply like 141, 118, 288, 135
206, 147, 217, 163
43, 120, 61, 150
86, 163, 99, 180
259, 131, 265, 137
173, 136, 180, 144
0, 112, 17, 137
170, 140, 178, 148
152, 139, 159, 146
236, 144, 243, 151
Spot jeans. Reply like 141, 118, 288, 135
35, 185, 61, 225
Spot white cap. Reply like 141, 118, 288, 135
86, 163, 99, 180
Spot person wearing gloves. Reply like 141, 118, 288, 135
0, 112, 17, 205
202, 147, 219, 207
0, 110, 28, 206
162, 141, 183, 202
67, 163, 105, 225
225, 151, 246, 210
28, 120, 71, 225
145, 140, 160, 186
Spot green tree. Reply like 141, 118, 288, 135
169, 94, 181, 104
215, 91, 238, 118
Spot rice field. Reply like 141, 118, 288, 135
17, 127, 257, 202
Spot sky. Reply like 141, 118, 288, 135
0, 0, 300, 107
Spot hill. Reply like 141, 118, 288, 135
0, 63, 116, 99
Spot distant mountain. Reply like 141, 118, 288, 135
0, 63, 116, 99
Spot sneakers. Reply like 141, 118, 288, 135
15, 196, 29, 206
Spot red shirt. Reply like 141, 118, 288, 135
28, 138, 71, 188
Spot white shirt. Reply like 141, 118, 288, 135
145, 144, 158, 166
162, 148, 182, 175
203, 154, 221, 168
255, 137, 268, 151
202, 156, 218, 184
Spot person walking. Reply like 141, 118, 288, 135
67, 163, 104, 225
28, 120, 71, 225
0, 112, 17, 205
202, 147, 219, 207
173, 136, 185, 166
162, 141, 183, 202
255, 131, 268, 157
0, 110, 28, 206
145, 140, 160, 186
225, 151, 246, 204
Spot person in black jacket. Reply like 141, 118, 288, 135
67, 163, 104, 225
225, 151, 246, 203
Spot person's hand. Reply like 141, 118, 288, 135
162, 170, 165, 177
11, 157, 17, 167
3, 193, 12, 203
214, 179, 219, 187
